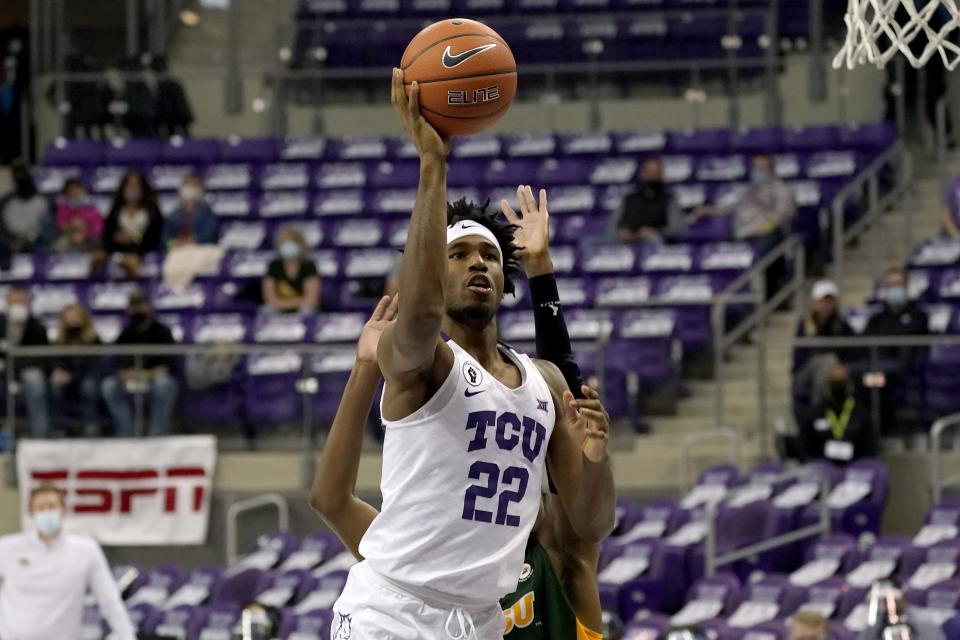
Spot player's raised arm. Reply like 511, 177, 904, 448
535, 360, 616, 543
378, 69, 452, 381
310, 296, 397, 560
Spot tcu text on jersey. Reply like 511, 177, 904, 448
461, 410, 547, 528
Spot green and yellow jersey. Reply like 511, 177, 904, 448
500, 534, 603, 640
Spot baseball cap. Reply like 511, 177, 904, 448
811, 280, 839, 301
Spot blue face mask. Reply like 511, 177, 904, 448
279, 242, 300, 260
750, 168, 772, 185
34, 509, 62, 536
885, 286, 907, 307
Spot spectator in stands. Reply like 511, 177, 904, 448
100, 290, 179, 437
864, 267, 929, 362
162, 175, 222, 286
51, 303, 102, 437
54, 179, 103, 253
262, 226, 320, 314
793, 280, 856, 405
0, 161, 54, 268
863, 266, 929, 446
798, 362, 876, 464
696, 154, 796, 297
0, 287, 51, 438
0, 484, 136, 639
788, 611, 829, 640
611, 157, 685, 244
101, 171, 164, 278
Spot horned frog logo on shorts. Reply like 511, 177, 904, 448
334, 612, 352, 639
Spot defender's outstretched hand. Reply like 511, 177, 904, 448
562, 385, 611, 463
501, 185, 552, 276
357, 295, 399, 365
391, 68, 450, 160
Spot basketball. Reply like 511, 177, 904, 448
401, 18, 517, 137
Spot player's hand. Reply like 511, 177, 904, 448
500, 185, 552, 277
562, 385, 610, 463
357, 294, 399, 364
391, 68, 450, 160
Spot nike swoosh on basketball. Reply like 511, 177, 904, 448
464, 388, 486, 397
442, 44, 498, 69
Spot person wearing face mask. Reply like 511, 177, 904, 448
0, 160, 55, 267
793, 280, 856, 403
863, 267, 929, 446
0, 287, 52, 438
611, 157, 686, 244
262, 226, 321, 314
798, 362, 875, 465
161, 175, 223, 286
54, 179, 104, 250
49, 304, 103, 437
695, 154, 796, 298
101, 171, 164, 278
100, 290, 179, 437
0, 484, 136, 640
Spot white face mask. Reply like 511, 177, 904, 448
8, 303, 28, 323
33, 509, 63, 536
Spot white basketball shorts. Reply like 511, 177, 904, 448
330, 560, 506, 640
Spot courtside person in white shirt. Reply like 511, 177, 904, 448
0, 484, 135, 640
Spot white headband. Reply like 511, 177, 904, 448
446, 221, 503, 266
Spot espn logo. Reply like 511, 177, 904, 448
447, 85, 500, 106
31, 466, 208, 515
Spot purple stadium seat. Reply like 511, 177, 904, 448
504, 132, 558, 158
281, 531, 343, 572
105, 138, 163, 167
792, 577, 853, 622
669, 128, 731, 155
597, 539, 670, 620
142, 604, 199, 638
163, 566, 225, 610
214, 568, 271, 606
789, 534, 860, 589
33, 165, 83, 195
259, 190, 310, 219
280, 136, 329, 162
88, 165, 127, 194
219, 137, 279, 163
126, 564, 188, 607
207, 191, 254, 218
219, 221, 268, 251
188, 603, 242, 639
839, 122, 896, 154
279, 609, 335, 640
313, 189, 366, 218
203, 162, 253, 191
334, 136, 389, 161
670, 573, 742, 627
315, 161, 367, 190
150, 164, 197, 192
294, 570, 350, 614
261, 162, 310, 191
151, 283, 208, 313
369, 160, 419, 190
804, 151, 857, 180
44, 138, 107, 166
244, 352, 303, 426
161, 137, 220, 165
843, 536, 922, 591
484, 159, 540, 189
450, 134, 501, 159
615, 130, 668, 157
902, 540, 960, 604
915, 499, 960, 548
916, 579, 960, 634
537, 158, 592, 187
783, 125, 840, 152
622, 612, 672, 639
725, 576, 806, 632
582, 245, 639, 275
730, 127, 783, 155
695, 155, 747, 183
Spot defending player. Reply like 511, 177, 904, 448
325, 69, 615, 639
311, 186, 605, 640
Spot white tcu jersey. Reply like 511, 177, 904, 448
360, 338, 556, 603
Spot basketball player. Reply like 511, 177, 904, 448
325, 69, 615, 639
312, 186, 605, 640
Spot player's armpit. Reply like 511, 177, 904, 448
535, 360, 616, 544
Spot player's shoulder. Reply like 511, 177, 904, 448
530, 357, 564, 389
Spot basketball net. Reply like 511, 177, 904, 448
833, 0, 960, 69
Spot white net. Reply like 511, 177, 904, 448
834, 0, 960, 69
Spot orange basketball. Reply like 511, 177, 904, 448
401, 19, 517, 137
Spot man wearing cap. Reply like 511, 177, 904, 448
100, 290, 179, 437
0, 484, 135, 640
793, 280, 855, 405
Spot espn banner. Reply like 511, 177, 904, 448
17, 435, 217, 546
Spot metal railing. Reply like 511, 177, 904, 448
225, 492, 290, 566
829, 141, 912, 285
679, 428, 741, 491
704, 464, 831, 576
930, 412, 960, 505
